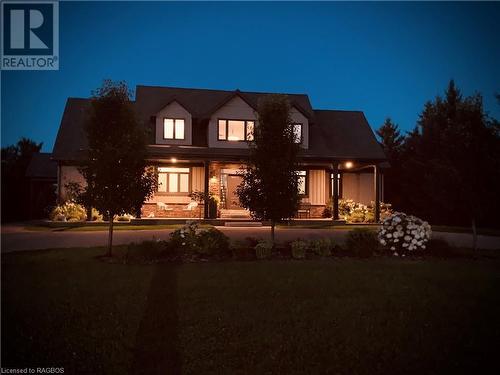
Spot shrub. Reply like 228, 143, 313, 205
337, 198, 393, 223
345, 228, 379, 257
91, 208, 103, 221
290, 240, 308, 259
168, 221, 200, 253
309, 238, 333, 257
378, 212, 432, 256
49, 201, 86, 222
197, 228, 230, 257
255, 240, 273, 260
126, 239, 167, 261
116, 213, 134, 222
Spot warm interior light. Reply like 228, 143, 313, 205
210, 176, 218, 183
227, 135, 239, 141
345, 161, 353, 169
170, 157, 177, 163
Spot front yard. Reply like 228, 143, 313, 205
2, 247, 500, 374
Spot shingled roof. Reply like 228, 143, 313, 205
25, 152, 57, 179
52, 85, 385, 162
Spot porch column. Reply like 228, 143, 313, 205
332, 163, 339, 220
374, 164, 380, 223
204, 160, 210, 219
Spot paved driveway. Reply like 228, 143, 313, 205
2, 225, 500, 253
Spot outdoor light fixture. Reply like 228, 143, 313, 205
170, 157, 177, 163
210, 176, 218, 183
345, 161, 353, 169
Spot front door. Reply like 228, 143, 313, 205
226, 175, 243, 209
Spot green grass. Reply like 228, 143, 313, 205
2, 248, 500, 374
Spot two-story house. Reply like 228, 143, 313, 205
52, 85, 386, 220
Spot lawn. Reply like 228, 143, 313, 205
2, 248, 500, 374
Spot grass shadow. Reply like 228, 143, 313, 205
131, 263, 181, 375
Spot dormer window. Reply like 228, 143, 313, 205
293, 123, 302, 143
164, 118, 185, 140
218, 119, 254, 141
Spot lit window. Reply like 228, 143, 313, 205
297, 170, 307, 195
218, 119, 255, 141
158, 167, 190, 193
293, 124, 302, 143
163, 118, 185, 140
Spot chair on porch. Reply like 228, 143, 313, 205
297, 201, 311, 219
157, 202, 173, 211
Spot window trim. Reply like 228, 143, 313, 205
156, 166, 191, 195
163, 118, 186, 140
297, 169, 308, 197
217, 118, 255, 142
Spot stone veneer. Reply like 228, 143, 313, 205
141, 203, 205, 219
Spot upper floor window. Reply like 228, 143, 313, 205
292, 123, 302, 143
297, 170, 307, 195
164, 118, 185, 140
218, 119, 254, 141
158, 167, 189, 193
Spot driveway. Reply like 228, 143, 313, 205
2, 225, 500, 253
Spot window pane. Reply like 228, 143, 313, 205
179, 174, 189, 192
227, 120, 245, 141
164, 119, 174, 139
169, 174, 178, 192
218, 120, 226, 140
246, 121, 254, 141
158, 173, 167, 192
293, 124, 302, 143
174, 119, 185, 139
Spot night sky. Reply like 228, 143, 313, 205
2, 1, 499, 152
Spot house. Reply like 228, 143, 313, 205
52, 85, 386, 220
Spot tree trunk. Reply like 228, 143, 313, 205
271, 221, 275, 244
107, 213, 114, 257
471, 217, 478, 253
86, 206, 92, 222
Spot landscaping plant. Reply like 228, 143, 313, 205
290, 240, 308, 259
254, 240, 273, 260
345, 228, 379, 257
49, 201, 87, 222
309, 238, 333, 257
378, 212, 431, 256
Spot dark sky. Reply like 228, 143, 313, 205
2, 1, 499, 152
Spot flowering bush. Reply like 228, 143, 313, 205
116, 213, 135, 222
378, 212, 432, 255
169, 221, 201, 253
49, 201, 87, 222
338, 199, 392, 223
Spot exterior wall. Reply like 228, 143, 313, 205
342, 172, 375, 205
155, 101, 193, 145
208, 96, 309, 149
142, 165, 205, 218
208, 96, 257, 149
59, 165, 85, 201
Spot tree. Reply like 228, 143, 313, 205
1, 137, 43, 221
236, 95, 301, 243
397, 81, 500, 249
79, 80, 156, 256
376, 118, 404, 208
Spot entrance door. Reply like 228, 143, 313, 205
226, 175, 243, 209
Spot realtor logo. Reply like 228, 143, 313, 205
1, 1, 59, 70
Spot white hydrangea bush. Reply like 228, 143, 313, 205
378, 212, 432, 255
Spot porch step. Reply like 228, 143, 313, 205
224, 221, 262, 227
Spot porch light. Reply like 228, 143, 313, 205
210, 176, 218, 183
170, 157, 177, 163
345, 161, 353, 169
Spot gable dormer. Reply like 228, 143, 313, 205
155, 100, 192, 145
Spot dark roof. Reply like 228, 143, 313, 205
52, 98, 90, 161
135, 85, 315, 124
309, 110, 386, 160
52, 86, 386, 162
25, 153, 57, 179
